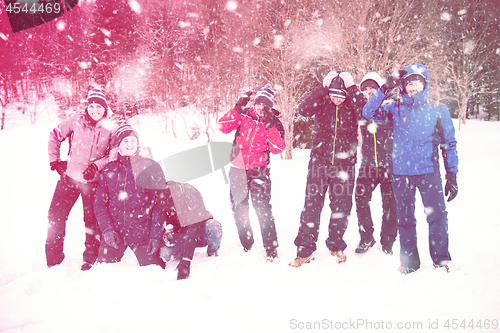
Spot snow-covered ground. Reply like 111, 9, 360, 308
0, 113, 499, 333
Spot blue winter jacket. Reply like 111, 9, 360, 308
94, 152, 167, 245
363, 64, 458, 176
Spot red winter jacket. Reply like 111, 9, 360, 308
217, 107, 285, 170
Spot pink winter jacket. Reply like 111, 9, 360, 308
217, 107, 285, 170
48, 112, 118, 183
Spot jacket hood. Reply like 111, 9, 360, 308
400, 64, 430, 105
360, 72, 385, 89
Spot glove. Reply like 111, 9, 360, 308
338, 71, 355, 89
322, 71, 339, 89
103, 229, 120, 249
380, 69, 407, 94
234, 91, 253, 113
445, 172, 458, 202
83, 163, 98, 181
147, 238, 162, 255
50, 161, 67, 176
263, 106, 275, 130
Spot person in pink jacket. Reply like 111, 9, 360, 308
46, 88, 117, 271
217, 84, 285, 261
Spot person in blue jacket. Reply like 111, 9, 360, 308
94, 124, 167, 268
363, 64, 458, 274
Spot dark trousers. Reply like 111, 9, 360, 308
392, 173, 451, 269
355, 165, 398, 247
294, 162, 355, 258
229, 166, 278, 251
97, 241, 165, 268
46, 175, 101, 266
160, 219, 223, 262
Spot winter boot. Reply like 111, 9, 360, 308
355, 238, 376, 254
399, 248, 420, 274
289, 254, 314, 267
176, 259, 191, 280
381, 243, 394, 255
397, 265, 419, 275
81, 262, 93, 271
433, 261, 450, 273
331, 250, 347, 263
265, 249, 278, 262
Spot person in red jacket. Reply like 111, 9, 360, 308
217, 84, 285, 261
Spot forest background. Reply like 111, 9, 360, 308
1, 0, 499, 159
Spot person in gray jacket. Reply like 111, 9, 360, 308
155, 181, 223, 280
46, 88, 117, 271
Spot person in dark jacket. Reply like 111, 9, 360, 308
46, 88, 118, 271
289, 71, 366, 267
217, 84, 285, 262
354, 72, 398, 255
94, 124, 166, 268
156, 181, 223, 280
363, 64, 458, 274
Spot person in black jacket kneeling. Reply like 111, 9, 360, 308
94, 124, 167, 268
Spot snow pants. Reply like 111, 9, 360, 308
391, 173, 451, 269
97, 241, 165, 268
229, 166, 278, 251
294, 161, 355, 258
355, 165, 398, 247
160, 219, 223, 262
46, 174, 101, 267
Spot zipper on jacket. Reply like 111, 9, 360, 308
245, 119, 263, 169
373, 121, 378, 167
123, 166, 128, 229
331, 106, 338, 165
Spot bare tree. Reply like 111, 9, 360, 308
440, 0, 500, 128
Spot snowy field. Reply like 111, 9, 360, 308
0, 112, 499, 333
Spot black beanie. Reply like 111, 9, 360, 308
113, 124, 139, 147
402, 73, 427, 91
328, 79, 347, 99
254, 84, 275, 108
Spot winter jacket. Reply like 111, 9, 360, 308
94, 149, 167, 246
48, 111, 117, 183
299, 85, 366, 166
359, 72, 393, 168
359, 117, 393, 168
363, 64, 458, 176
217, 107, 285, 170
